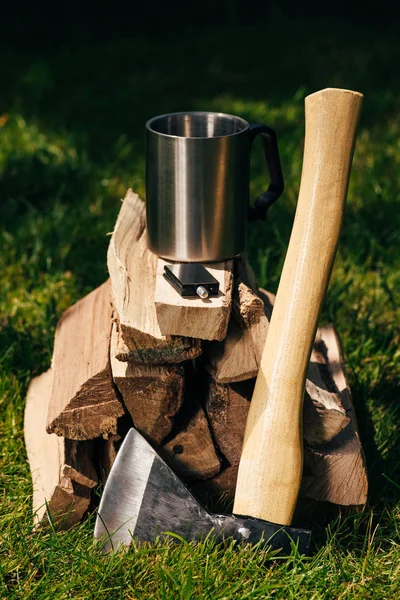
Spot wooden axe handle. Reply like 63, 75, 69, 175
233, 88, 363, 525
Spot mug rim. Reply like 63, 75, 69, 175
146, 111, 249, 140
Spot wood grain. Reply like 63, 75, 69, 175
155, 258, 234, 341
107, 190, 202, 363
46, 280, 125, 440
162, 403, 221, 481
233, 88, 363, 525
205, 258, 269, 382
206, 379, 254, 466
302, 325, 368, 505
110, 323, 184, 444
25, 369, 97, 528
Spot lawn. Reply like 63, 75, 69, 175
1, 16, 400, 599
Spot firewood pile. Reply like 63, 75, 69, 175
24, 190, 368, 529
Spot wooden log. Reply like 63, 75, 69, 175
304, 341, 350, 446
207, 281, 349, 444
154, 258, 234, 341
189, 465, 239, 508
107, 190, 202, 363
97, 433, 122, 484
46, 280, 125, 440
301, 325, 368, 506
110, 323, 184, 444
96, 414, 133, 483
162, 402, 221, 481
203, 328, 366, 505
25, 369, 97, 528
232, 257, 266, 329
206, 379, 254, 466
205, 259, 269, 382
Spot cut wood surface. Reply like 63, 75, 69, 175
46, 280, 125, 440
107, 190, 202, 363
189, 465, 239, 506
207, 283, 349, 445
232, 257, 267, 330
155, 258, 234, 341
302, 324, 368, 506
25, 369, 97, 528
205, 260, 269, 382
162, 403, 221, 481
304, 339, 350, 446
110, 323, 184, 444
206, 379, 254, 466
206, 320, 260, 383
97, 433, 121, 483
203, 322, 365, 507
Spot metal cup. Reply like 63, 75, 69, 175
146, 111, 283, 262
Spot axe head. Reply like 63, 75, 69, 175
94, 428, 311, 555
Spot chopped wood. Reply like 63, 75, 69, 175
96, 414, 133, 483
162, 403, 221, 481
97, 433, 121, 483
232, 257, 266, 329
25, 369, 97, 528
302, 325, 368, 506
206, 379, 254, 466
189, 465, 239, 507
46, 280, 125, 440
303, 342, 350, 446
206, 320, 259, 383
107, 190, 202, 363
110, 323, 184, 444
154, 258, 234, 341
206, 281, 349, 446
205, 260, 268, 382
203, 322, 365, 506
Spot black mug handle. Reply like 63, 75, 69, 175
248, 123, 284, 221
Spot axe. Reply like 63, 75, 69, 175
94, 88, 363, 554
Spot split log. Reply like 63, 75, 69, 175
207, 283, 348, 444
301, 325, 368, 506
25, 369, 97, 528
110, 323, 184, 444
206, 379, 254, 466
96, 414, 133, 483
46, 280, 125, 440
97, 433, 122, 484
107, 190, 202, 363
162, 402, 221, 481
154, 258, 234, 341
304, 341, 350, 446
189, 465, 239, 508
203, 326, 362, 506
205, 259, 268, 382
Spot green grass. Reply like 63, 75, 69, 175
1, 18, 400, 599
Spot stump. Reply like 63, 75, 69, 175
25, 189, 368, 529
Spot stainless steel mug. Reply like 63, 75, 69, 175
146, 111, 283, 262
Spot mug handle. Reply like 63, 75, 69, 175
248, 123, 284, 220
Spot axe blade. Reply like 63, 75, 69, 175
94, 428, 311, 555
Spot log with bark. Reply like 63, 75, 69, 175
198, 323, 367, 508
205, 259, 268, 382
301, 325, 368, 506
110, 323, 184, 444
46, 280, 125, 440
25, 369, 97, 528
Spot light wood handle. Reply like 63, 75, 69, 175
233, 88, 363, 525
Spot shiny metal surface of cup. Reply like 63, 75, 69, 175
146, 112, 250, 262
146, 111, 284, 262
